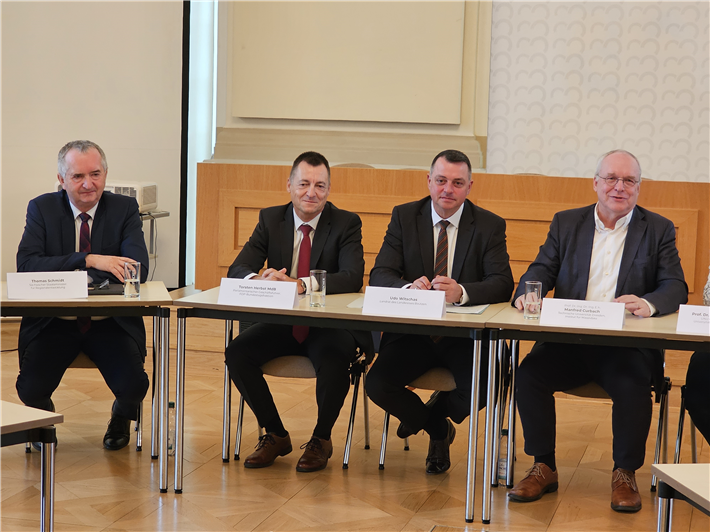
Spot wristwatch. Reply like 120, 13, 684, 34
298, 279, 307, 294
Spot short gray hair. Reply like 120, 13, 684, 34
58, 140, 108, 178
595, 149, 642, 182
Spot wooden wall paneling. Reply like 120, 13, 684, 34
196, 163, 709, 305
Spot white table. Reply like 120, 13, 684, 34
1, 401, 64, 532
1, 281, 173, 492
652, 463, 710, 532
173, 287, 508, 523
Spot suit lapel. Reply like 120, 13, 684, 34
616, 207, 646, 296
90, 196, 105, 253
417, 201, 435, 280
574, 207, 595, 299
280, 204, 295, 270
61, 193, 76, 254
452, 201, 474, 280
310, 203, 331, 268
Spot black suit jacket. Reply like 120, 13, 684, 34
228, 201, 373, 357
16, 190, 149, 357
514, 204, 688, 394
369, 197, 514, 305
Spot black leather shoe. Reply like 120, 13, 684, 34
103, 414, 131, 450
396, 392, 441, 439
425, 419, 456, 474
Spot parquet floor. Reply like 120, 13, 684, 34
1, 313, 708, 532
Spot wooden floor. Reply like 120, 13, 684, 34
1, 313, 708, 532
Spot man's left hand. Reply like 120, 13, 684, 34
615, 295, 651, 317
431, 275, 463, 304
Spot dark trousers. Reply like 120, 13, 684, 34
16, 318, 149, 420
365, 333, 488, 434
516, 342, 654, 471
685, 351, 710, 444
225, 323, 357, 440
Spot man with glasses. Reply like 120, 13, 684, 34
366, 149, 514, 475
508, 149, 687, 512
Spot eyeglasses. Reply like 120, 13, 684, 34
596, 175, 639, 189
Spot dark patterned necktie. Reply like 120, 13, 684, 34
431, 220, 450, 343
293, 224, 312, 343
78, 213, 91, 334
434, 220, 450, 278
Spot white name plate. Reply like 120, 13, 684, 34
362, 286, 446, 319
540, 298, 625, 330
676, 304, 710, 336
217, 278, 298, 309
7, 271, 88, 300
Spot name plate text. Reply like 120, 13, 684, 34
540, 298, 625, 330
6, 271, 88, 300
362, 286, 446, 319
676, 304, 710, 336
217, 278, 298, 309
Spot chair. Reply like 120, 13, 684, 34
221, 321, 371, 469
26, 351, 146, 453
496, 340, 671, 491
378, 367, 457, 469
673, 385, 698, 464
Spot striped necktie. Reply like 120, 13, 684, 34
78, 213, 92, 334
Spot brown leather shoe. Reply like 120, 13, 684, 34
296, 437, 333, 472
243, 433, 292, 468
611, 468, 642, 512
508, 463, 559, 502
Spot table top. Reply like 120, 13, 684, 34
1, 281, 172, 308
0, 401, 64, 435
487, 305, 709, 345
651, 463, 710, 511
174, 287, 509, 331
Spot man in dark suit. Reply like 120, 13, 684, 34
16, 140, 150, 450
508, 149, 688, 512
225, 151, 372, 472
366, 149, 514, 474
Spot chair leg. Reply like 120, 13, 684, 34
689, 418, 697, 463
26, 442, 32, 453
362, 367, 370, 450
651, 379, 670, 491
404, 437, 409, 451
135, 401, 143, 452
342, 372, 361, 469
673, 393, 685, 464
222, 320, 234, 463
234, 395, 245, 460
379, 411, 390, 470
506, 340, 519, 488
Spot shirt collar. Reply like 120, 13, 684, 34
431, 201, 464, 229
293, 209, 322, 233
69, 200, 99, 220
594, 203, 633, 232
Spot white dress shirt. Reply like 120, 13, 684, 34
586, 204, 655, 315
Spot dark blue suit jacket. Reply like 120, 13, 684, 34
16, 190, 149, 357
514, 204, 688, 394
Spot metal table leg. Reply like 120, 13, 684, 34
175, 309, 186, 493
222, 321, 233, 462
151, 315, 160, 459
40, 426, 56, 532
482, 330, 498, 524
465, 329, 483, 523
506, 340, 519, 488
158, 308, 170, 493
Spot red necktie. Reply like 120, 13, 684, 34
78, 213, 92, 334
293, 224, 312, 343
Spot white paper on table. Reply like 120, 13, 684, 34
362, 286, 446, 319
217, 277, 298, 309
676, 304, 710, 336
539, 298, 625, 330
446, 304, 489, 315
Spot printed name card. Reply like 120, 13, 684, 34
539, 298, 625, 330
362, 286, 446, 319
217, 278, 298, 309
6, 271, 88, 300
676, 305, 710, 336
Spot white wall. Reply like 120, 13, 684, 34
487, 1, 709, 181
1, 1, 184, 285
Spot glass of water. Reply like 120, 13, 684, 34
524, 281, 542, 319
309, 269, 326, 307
124, 261, 141, 298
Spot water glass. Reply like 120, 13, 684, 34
124, 261, 141, 298
309, 269, 326, 307
524, 281, 542, 319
